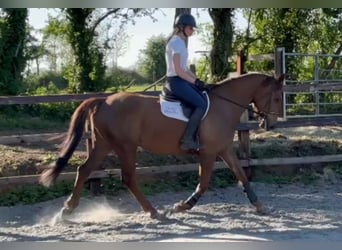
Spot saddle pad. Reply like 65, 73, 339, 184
160, 93, 210, 122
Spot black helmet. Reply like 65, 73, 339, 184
174, 13, 197, 28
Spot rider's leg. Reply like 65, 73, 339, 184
180, 107, 205, 150
167, 77, 207, 150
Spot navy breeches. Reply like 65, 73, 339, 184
166, 76, 207, 111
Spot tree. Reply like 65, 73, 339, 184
0, 8, 28, 95
248, 8, 342, 78
64, 8, 99, 92
138, 35, 166, 82
41, 15, 71, 73
25, 31, 50, 76
318, 8, 342, 79
208, 8, 234, 81
99, 21, 130, 68
195, 22, 213, 81
63, 8, 155, 93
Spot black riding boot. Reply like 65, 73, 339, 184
180, 108, 205, 151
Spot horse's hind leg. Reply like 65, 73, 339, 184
219, 148, 266, 214
117, 147, 158, 218
174, 154, 216, 212
62, 141, 110, 215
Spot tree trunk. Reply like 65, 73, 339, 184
208, 8, 234, 81
66, 9, 95, 93
174, 8, 191, 47
35, 58, 40, 76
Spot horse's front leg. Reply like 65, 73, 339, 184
117, 147, 161, 219
219, 148, 267, 214
173, 154, 216, 212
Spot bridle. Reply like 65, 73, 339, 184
208, 88, 280, 119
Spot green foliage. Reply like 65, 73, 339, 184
0, 111, 67, 132
211, 169, 237, 188
251, 139, 342, 159
0, 9, 28, 95
37, 102, 77, 121
104, 67, 148, 92
63, 9, 105, 93
24, 78, 78, 121
137, 35, 166, 82
102, 177, 126, 196
195, 57, 211, 82
0, 181, 77, 206
245, 8, 342, 76
0, 78, 77, 128
196, 22, 213, 51
24, 71, 68, 94
330, 163, 342, 176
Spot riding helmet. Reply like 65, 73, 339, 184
174, 13, 197, 28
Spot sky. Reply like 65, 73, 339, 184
28, 8, 247, 69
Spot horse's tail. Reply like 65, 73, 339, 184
40, 97, 104, 187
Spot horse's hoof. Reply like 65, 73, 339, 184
50, 207, 70, 225
150, 210, 167, 221
62, 207, 73, 215
254, 201, 268, 215
173, 200, 191, 213
163, 207, 175, 217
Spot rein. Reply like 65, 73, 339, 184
208, 89, 278, 118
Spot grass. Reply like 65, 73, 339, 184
254, 172, 321, 185
124, 84, 163, 92
0, 114, 68, 134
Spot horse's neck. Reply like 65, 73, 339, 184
210, 79, 258, 124
216, 80, 255, 107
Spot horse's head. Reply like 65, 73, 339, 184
252, 74, 284, 130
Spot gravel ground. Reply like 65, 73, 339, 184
1, 179, 342, 242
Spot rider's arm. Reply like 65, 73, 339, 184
173, 53, 197, 84
187, 69, 198, 79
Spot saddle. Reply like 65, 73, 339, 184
159, 86, 210, 122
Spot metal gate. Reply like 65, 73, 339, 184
277, 47, 342, 119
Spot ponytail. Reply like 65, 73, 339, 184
166, 26, 184, 43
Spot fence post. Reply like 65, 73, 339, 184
275, 47, 285, 118
275, 47, 285, 77
236, 50, 252, 179
190, 64, 196, 75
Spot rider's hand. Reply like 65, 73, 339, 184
195, 78, 208, 91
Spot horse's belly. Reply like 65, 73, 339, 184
139, 119, 186, 154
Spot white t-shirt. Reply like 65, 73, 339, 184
165, 35, 189, 77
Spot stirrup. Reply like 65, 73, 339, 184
180, 139, 203, 151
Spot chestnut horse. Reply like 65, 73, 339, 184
40, 73, 284, 219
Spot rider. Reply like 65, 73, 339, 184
165, 13, 208, 151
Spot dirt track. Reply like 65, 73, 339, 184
0, 178, 342, 242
